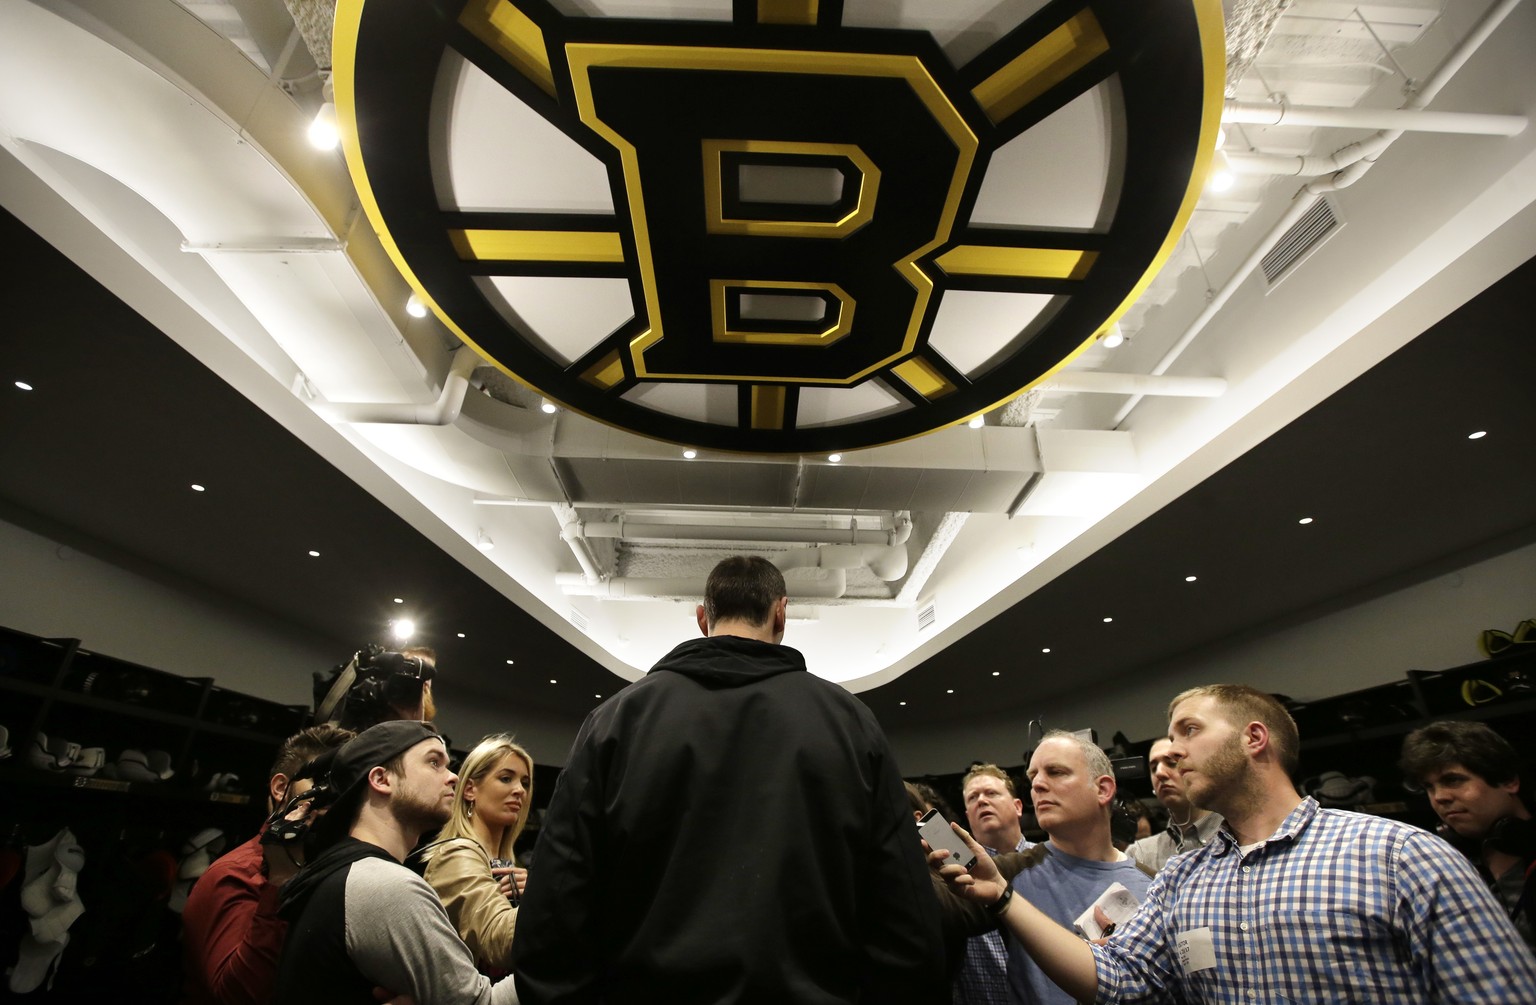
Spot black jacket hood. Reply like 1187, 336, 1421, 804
277, 836, 393, 922
649, 635, 806, 687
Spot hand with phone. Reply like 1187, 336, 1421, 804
922, 817, 1009, 906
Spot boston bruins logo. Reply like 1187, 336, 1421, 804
336, 0, 1221, 452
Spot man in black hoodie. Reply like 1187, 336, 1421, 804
272, 720, 517, 1004
514, 555, 946, 1003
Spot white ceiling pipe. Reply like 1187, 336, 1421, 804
1040, 372, 1226, 397
557, 512, 604, 584
774, 543, 910, 582
315, 345, 480, 425
1112, 0, 1523, 427
579, 519, 906, 546
554, 571, 849, 600
1223, 101, 1526, 136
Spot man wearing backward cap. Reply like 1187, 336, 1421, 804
272, 720, 518, 1004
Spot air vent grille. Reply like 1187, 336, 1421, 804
1261, 197, 1341, 287
569, 606, 590, 634
917, 599, 937, 632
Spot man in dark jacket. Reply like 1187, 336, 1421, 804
514, 555, 946, 1003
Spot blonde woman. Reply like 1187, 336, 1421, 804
421, 733, 533, 975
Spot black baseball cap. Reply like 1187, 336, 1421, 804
327, 719, 443, 800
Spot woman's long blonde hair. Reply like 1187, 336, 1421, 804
433, 733, 534, 861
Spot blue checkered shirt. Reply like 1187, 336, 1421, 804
1091, 797, 1536, 1003
953, 835, 1032, 1005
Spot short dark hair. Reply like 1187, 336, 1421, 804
1399, 720, 1521, 788
905, 780, 953, 820
1168, 684, 1300, 778
703, 556, 786, 627
268, 722, 354, 783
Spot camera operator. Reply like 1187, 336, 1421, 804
1400, 719, 1535, 954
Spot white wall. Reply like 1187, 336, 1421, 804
0, 513, 586, 757
885, 536, 1536, 775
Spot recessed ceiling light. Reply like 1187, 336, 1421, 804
991, 671, 1000, 677
540, 398, 558, 414
14, 381, 33, 391
946, 688, 955, 694
308, 550, 321, 557
683, 448, 697, 459
899, 701, 907, 706
1041, 647, 1051, 654
1100, 324, 1125, 349
457, 632, 466, 638
405, 294, 428, 318
967, 416, 984, 429
1298, 517, 1314, 525
476, 530, 495, 552
1102, 616, 1113, 623
1468, 430, 1487, 440
828, 453, 842, 463
505, 659, 515, 665
1184, 575, 1197, 582
549, 678, 557, 684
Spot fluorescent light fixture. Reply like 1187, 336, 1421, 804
406, 294, 429, 318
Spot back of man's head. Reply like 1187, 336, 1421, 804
1400, 719, 1521, 788
267, 722, 355, 809
703, 556, 787, 628
1168, 684, 1299, 778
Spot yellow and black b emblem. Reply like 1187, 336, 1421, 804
337, 0, 1222, 452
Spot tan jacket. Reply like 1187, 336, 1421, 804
422, 837, 517, 969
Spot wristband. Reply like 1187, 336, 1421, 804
987, 885, 1014, 916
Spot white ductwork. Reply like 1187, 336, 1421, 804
579, 511, 914, 547
1223, 101, 1526, 136
315, 345, 480, 425
774, 542, 910, 582
1039, 372, 1226, 397
1113, 0, 1524, 427
555, 570, 850, 600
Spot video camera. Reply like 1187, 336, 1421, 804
312, 644, 435, 731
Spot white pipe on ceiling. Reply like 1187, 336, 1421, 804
1039, 372, 1226, 397
579, 513, 913, 547
1223, 101, 1527, 136
555, 572, 849, 600
315, 345, 480, 425
1112, 0, 1523, 428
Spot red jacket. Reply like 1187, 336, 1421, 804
181, 834, 286, 1005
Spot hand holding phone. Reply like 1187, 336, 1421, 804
917, 808, 977, 870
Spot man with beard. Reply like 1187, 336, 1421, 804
272, 720, 517, 1004
1127, 737, 1222, 873
931, 684, 1536, 1002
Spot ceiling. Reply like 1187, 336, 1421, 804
2, 0, 1535, 728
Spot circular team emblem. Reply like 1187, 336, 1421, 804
337, 0, 1221, 453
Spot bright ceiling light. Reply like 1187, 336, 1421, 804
391, 618, 415, 641
1207, 150, 1234, 193
1102, 616, 1113, 623
828, 453, 842, 463
991, 670, 1000, 676
393, 597, 404, 603
191, 484, 206, 492
1298, 517, 1314, 525
405, 294, 429, 318
683, 448, 697, 459
505, 658, 515, 665
457, 632, 466, 638
307, 102, 340, 150
1100, 324, 1125, 349
475, 530, 495, 551
967, 416, 985, 429
1041, 647, 1051, 654
549, 678, 558, 684
308, 550, 320, 557
540, 398, 558, 414
14, 381, 33, 391
899, 701, 907, 706
1468, 430, 1487, 439
1185, 574, 1197, 582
